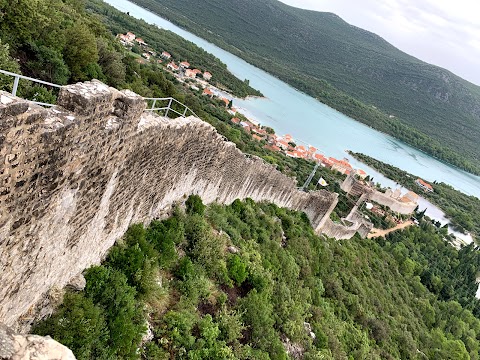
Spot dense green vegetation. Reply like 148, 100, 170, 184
34, 196, 480, 359
350, 152, 480, 238
129, 0, 480, 175
85, 0, 261, 98
0, 0, 260, 100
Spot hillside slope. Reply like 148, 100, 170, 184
34, 198, 480, 359
131, 0, 480, 174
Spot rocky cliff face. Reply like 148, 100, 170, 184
0, 81, 338, 327
0, 324, 76, 360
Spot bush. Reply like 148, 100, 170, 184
32, 292, 109, 360
186, 194, 206, 216
227, 254, 248, 285
84, 266, 146, 359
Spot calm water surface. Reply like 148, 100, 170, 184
105, 0, 478, 242
106, 0, 480, 199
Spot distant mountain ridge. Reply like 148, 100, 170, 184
130, 0, 480, 174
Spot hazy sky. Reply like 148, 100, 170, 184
279, 0, 480, 86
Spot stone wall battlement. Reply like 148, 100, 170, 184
0, 81, 338, 327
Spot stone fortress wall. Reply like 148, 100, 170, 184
341, 171, 417, 215
0, 81, 341, 327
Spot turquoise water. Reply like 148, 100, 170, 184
105, 0, 480, 200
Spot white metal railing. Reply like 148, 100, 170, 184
0, 69, 197, 118
0, 69, 62, 107
144, 96, 198, 118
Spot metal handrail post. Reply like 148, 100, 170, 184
165, 98, 173, 117
182, 107, 188, 117
151, 99, 156, 110
12, 75, 20, 96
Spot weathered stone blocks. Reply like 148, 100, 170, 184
0, 81, 338, 328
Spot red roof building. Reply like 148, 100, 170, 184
161, 51, 171, 59
416, 178, 434, 192
167, 62, 179, 71
331, 158, 353, 175
231, 117, 241, 124
180, 61, 190, 69
202, 88, 214, 97
314, 153, 326, 163
203, 71, 212, 81
185, 69, 197, 78
276, 140, 290, 150
356, 169, 367, 179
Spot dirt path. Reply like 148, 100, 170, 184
368, 220, 414, 238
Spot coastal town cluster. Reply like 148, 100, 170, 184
116, 31, 434, 194
117, 32, 220, 95
229, 115, 367, 176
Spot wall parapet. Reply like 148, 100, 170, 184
0, 81, 339, 327
341, 171, 417, 215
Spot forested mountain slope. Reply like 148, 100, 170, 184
34, 197, 480, 359
131, 0, 480, 174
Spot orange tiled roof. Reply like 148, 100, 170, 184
416, 178, 433, 190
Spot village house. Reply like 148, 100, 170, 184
240, 121, 251, 132
180, 61, 190, 69
167, 62, 179, 72
135, 38, 147, 46
142, 53, 151, 60
314, 153, 327, 164
356, 169, 367, 179
203, 71, 212, 81
307, 146, 317, 158
185, 69, 197, 78
264, 144, 281, 152
117, 34, 130, 45
251, 127, 267, 137
330, 158, 353, 175
161, 51, 171, 59
321, 157, 335, 167
416, 178, 434, 192
202, 88, 214, 97
276, 139, 290, 150
252, 134, 263, 141
126, 32, 135, 41
231, 117, 241, 124
283, 134, 293, 143
220, 98, 230, 107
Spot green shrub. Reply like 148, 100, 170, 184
32, 292, 109, 360
186, 194, 206, 216
227, 254, 248, 285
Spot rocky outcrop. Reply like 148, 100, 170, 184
0, 324, 75, 360
0, 81, 338, 327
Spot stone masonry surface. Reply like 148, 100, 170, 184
0, 81, 338, 327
